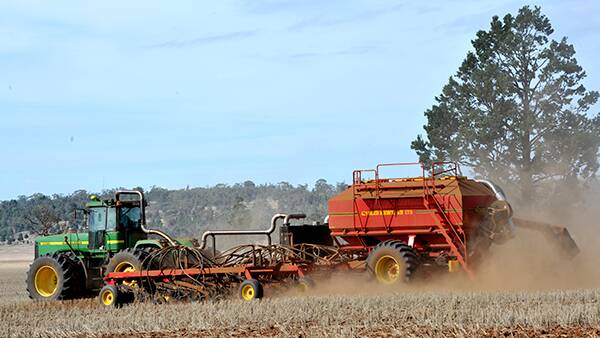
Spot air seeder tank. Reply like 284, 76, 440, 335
327, 162, 517, 276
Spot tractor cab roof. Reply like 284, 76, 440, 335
85, 199, 111, 208
85, 196, 146, 209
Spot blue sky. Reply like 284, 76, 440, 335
0, 0, 599, 199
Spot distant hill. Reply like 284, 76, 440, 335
0, 180, 346, 244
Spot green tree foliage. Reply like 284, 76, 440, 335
412, 6, 600, 205
0, 180, 347, 239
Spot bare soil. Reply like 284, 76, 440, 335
0, 244, 33, 263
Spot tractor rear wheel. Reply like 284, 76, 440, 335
366, 240, 418, 284
26, 253, 84, 301
105, 248, 152, 286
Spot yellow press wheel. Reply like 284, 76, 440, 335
366, 240, 419, 285
241, 284, 255, 300
101, 287, 116, 306
26, 253, 83, 301
99, 284, 126, 307
239, 279, 263, 301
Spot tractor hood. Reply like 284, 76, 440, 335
34, 233, 89, 258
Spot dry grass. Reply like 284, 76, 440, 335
0, 265, 30, 306
3, 240, 600, 337
2, 260, 600, 337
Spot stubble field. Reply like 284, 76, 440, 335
2, 232, 600, 337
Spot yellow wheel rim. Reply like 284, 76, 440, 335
241, 284, 255, 301
114, 261, 137, 287
34, 265, 58, 297
101, 289, 115, 306
375, 255, 402, 284
114, 261, 135, 272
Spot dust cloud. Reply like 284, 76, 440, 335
468, 197, 600, 291
279, 189, 600, 297
465, 179, 600, 291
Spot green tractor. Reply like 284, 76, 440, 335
26, 190, 191, 301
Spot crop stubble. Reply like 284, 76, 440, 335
2, 262, 600, 337
3, 227, 600, 338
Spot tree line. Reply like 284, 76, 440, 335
0, 180, 346, 243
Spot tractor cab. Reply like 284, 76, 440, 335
86, 191, 148, 251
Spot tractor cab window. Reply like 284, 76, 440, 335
119, 206, 141, 229
88, 207, 117, 232
89, 208, 105, 232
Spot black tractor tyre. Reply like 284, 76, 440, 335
26, 252, 84, 301
105, 248, 152, 276
366, 240, 419, 284
136, 246, 161, 269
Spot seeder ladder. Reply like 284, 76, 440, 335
422, 163, 474, 279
